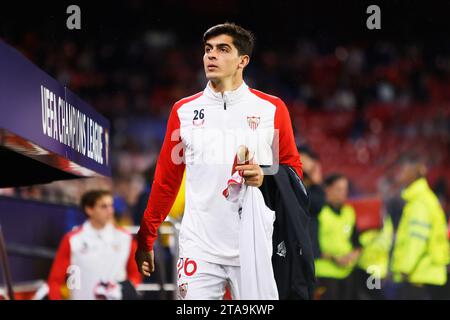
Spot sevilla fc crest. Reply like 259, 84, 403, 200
178, 282, 188, 299
247, 116, 260, 130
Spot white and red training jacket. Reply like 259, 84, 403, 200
138, 81, 302, 266
48, 221, 141, 300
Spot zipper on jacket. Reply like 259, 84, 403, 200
223, 93, 228, 110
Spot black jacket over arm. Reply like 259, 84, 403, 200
259, 164, 316, 300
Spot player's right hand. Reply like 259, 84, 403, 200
135, 249, 154, 277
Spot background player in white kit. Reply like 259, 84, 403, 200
135, 23, 303, 299
48, 190, 141, 300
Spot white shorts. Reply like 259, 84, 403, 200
177, 257, 241, 300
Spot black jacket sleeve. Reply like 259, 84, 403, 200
351, 222, 362, 249
306, 184, 325, 259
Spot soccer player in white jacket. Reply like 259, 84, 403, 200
135, 23, 303, 300
48, 190, 141, 300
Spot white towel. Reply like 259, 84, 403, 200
223, 171, 279, 300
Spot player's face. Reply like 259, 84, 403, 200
203, 34, 242, 81
86, 195, 114, 227
326, 178, 348, 206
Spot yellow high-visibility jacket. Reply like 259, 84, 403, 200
357, 216, 393, 279
315, 204, 358, 279
391, 178, 449, 285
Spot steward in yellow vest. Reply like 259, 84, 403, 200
314, 173, 361, 300
353, 215, 393, 299
358, 216, 393, 280
391, 155, 449, 299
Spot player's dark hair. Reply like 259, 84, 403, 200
80, 190, 112, 213
324, 173, 347, 187
203, 22, 255, 57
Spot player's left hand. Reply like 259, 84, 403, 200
235, 163, 264, 187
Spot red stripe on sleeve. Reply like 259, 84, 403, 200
137, 93, 201, 251
126, 238, 142, 286
47, 232, 72, 300
249, 89, 303, 178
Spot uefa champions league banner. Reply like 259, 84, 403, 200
0, 40, 110, 178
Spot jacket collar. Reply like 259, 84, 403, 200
401, 177, 429, 201
83, 220, 115, 242
326, 202, 343, 215
203, 81, 249, 105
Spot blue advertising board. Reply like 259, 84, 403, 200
0, 40, 111, 180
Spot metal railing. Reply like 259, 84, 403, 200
0, 225, 14, 300
125, 217, 181, 300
